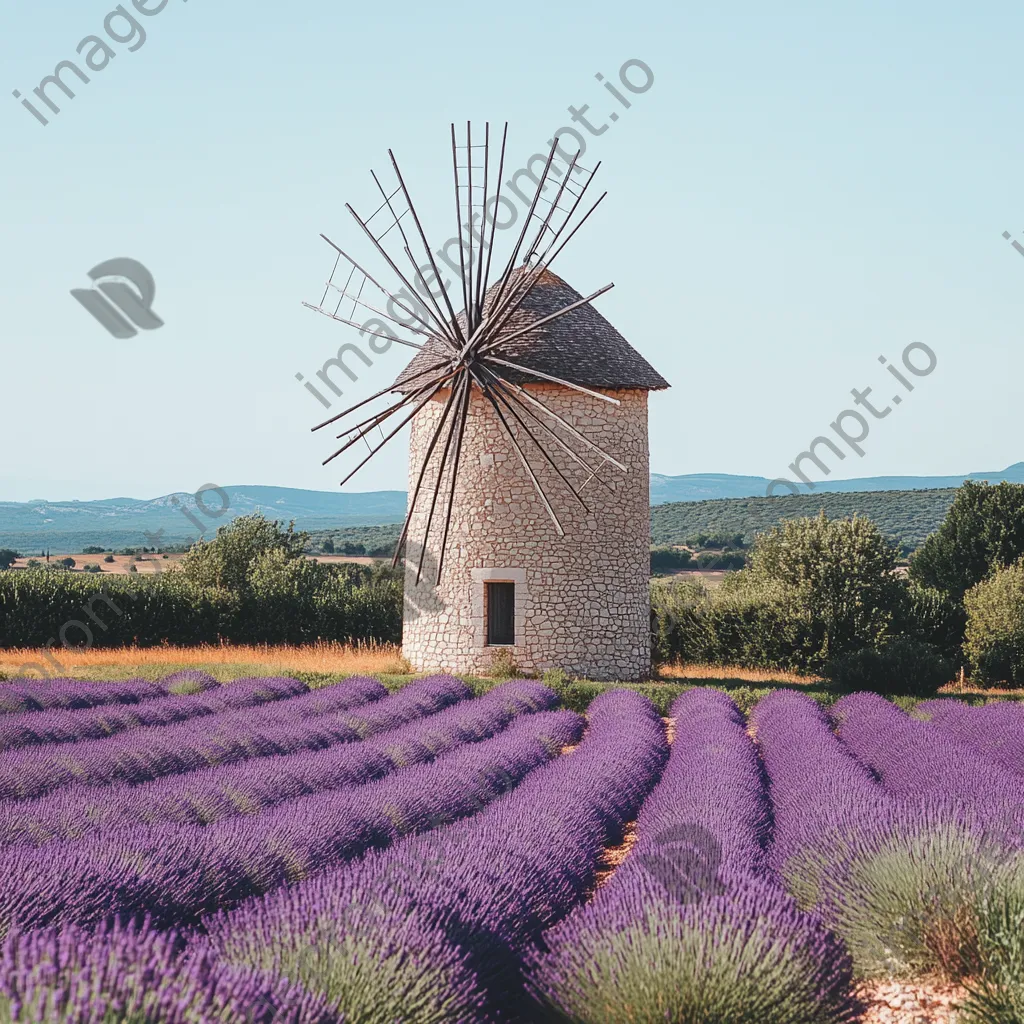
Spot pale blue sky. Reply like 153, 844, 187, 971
2, 1, 1022, 502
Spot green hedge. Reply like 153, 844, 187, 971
650, 580, 817, 672
0, 567, 401, 651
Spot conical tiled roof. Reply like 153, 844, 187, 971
393, 268, 669, 392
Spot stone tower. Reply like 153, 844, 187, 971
394, 269, 669, 682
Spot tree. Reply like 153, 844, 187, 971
58, 557, 75, 569
322, 537, 336, 554
963, 558, 1024, 687
731, 511, 905, 667
0, 549, 18, 570
178, 514, 309, 596
911, 481, 1024, 600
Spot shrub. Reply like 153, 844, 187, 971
179, 514, 308, 595
162, 669, 220, 695
695, 550, 746, 570
58, 558, 75, 569
83, 564, 102, 574
964, 559, 1024, 687
82, 546, 106, 555
650, 547, 692, 573
961, 876, 1024, 1023
896, 583, 967, 663
652, 515, 909, 674
822, 821, 1008, 981
738, 512, 904, 668
541, 668, 571, 690
651, 578, 816, 672
488, 647, 523, 680
826, 638, 953, 697
103, 554, 115, 563
911, 481, 1024, 600
24, 560, 40, 569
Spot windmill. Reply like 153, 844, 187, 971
304, 123, 630, 586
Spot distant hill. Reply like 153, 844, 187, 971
3, 466, 1021, 553
650, 463, 1024, 504
650, 488, 959, 552
0, 486, 407, 552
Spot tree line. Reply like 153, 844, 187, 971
652, 480, 1024, 692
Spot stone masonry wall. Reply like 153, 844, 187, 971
402, 383, 651, 681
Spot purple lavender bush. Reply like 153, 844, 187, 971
0, 678, 165, 715
917, 697, 1024, 777
0, 919, 333, 1023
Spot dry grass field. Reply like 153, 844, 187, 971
0, 641, 411, 682
0, 642, 831, 686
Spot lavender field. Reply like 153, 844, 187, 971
0, 674, 1022, 1022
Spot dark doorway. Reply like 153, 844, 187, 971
486, 582, 515, 646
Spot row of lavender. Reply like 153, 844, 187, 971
0, 674, 422, 801
0, 676, 172, 715
0, 672, 335, 753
